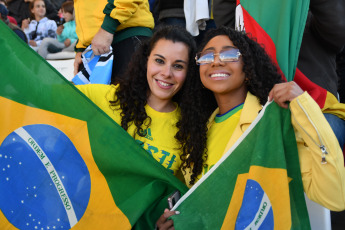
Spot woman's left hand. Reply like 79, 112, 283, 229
29, 40, 37, 47
156, 209, 179, 230
64, 38, 71, 47
268, 81, 304, 109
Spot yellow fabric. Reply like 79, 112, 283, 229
74, 0, 154, 49
0, 97, 131, 229
199, 107, 242, 178
185, 92, 345, 211
76, 84, 182, 175
322, 91, 345, 119
74, 0, 107, 49
111, 0, 154, 31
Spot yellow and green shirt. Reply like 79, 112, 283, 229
77, 84, 182, 175
184, 103, 243, 186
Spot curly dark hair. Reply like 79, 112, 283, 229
183, 26, 283, 185
110, 26, 208, 176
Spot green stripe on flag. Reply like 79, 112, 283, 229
241, 0, 309, 81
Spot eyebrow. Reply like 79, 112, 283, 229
203, 46, 237, 52
154, 54, 187, 64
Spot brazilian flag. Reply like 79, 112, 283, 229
171, 102, 310, 229
0, 21, 187, 230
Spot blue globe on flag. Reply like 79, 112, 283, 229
0, 124, 91, 230
235, 179, 274, 230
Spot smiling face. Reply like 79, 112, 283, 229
31, 0, 46, 21
146, 39, 189, 112
199, 35, 247, 110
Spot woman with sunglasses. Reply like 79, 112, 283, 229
156, 26, 345, 229
77, 26, 206, 177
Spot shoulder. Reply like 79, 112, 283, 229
65, 21, 76, 28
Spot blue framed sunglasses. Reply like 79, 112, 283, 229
195, 47, 242, 65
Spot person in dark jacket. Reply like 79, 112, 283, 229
0, 3, 27, 43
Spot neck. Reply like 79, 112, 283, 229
35, 16, 44, 21
215, 90, 247, 115
147, 96, 176, 113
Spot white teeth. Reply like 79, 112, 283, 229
210, 73, 229, 78
157, 80, 171, 86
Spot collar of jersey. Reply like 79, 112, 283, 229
215, 103, 244, 123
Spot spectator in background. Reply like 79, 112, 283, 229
7, 0, 58, 26
337, 48, 345, 103
0, 0, 17, 25
73, 0, 107, 75
74, 0, 154, 84
0, 3, 27, 42
155, 0, 185, 28
38, 1, 77, 59
45, 0, 65, 15
21, 0, 57, 51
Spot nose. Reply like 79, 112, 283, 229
211, 53, 224, 67
161, 65, 172, 78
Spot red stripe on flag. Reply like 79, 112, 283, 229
240, 3, 327, 108
294, 68, 327, 108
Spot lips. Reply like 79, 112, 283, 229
156, 79, 173, 88
209, 72, 230, 80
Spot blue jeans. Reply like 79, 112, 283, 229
324, 113, 345, 149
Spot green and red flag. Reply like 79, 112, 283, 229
236, 0, 340, 110
171, 0, 312, 229
0, 21, 188, 230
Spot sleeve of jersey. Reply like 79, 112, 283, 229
101, 0, 142, 34
290, 92, 345, 211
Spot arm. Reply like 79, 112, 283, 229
74, 0, 108, 51
46, 20, 58, 39
269, 81, 345, 210
290, 92, 345, 211
91, 0, 144, 55
74, 52, 83, 76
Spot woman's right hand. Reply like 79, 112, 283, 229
21, 18, 30, 30
156, 209, 179, 230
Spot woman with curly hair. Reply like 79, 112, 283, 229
77, 25, 207, 177
157, 26, 345, 229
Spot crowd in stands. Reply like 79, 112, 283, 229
2, 0, 75, 58
1, 0, 345, 228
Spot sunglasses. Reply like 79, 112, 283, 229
195, 47, 242, 65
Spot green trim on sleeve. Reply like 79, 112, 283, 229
101, 15, 120, 34
103, 0, 116, 15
